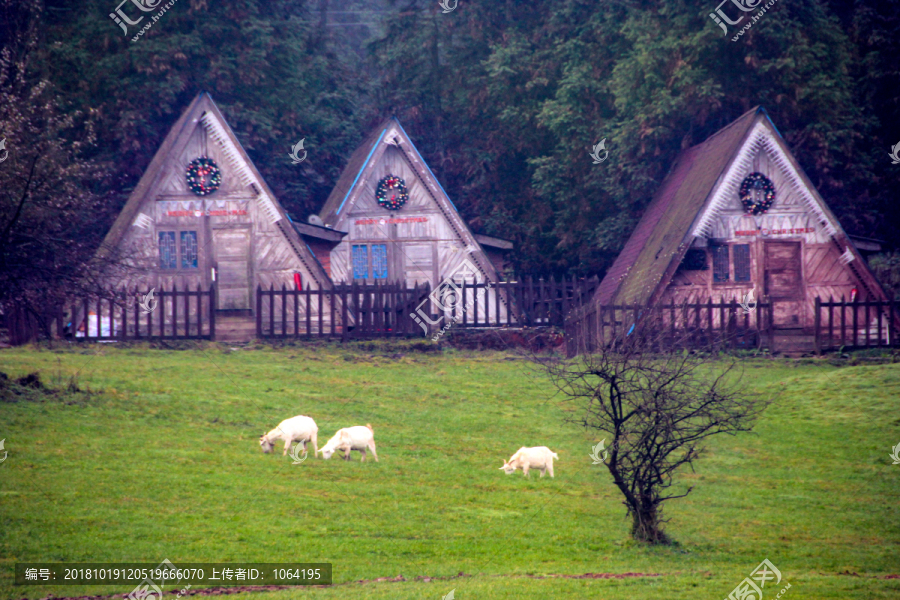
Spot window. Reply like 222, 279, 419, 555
180, 231, 198, 269
352, 244, 390, 280
733, 244, 751, 282
159, 232, 177, 269
352, 245, 369, 279
371, 244, 388, 279
159, 230, 198, 270
712, 245, 730, 283
681, 249, 708, 271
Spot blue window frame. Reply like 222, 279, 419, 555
371, 244, 388, 279
180, 231, 199, 269
159, 232, 177, 269
352, 245, 369, 279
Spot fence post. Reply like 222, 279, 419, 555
814, 297, 821, 355
319, 285, 325, 338
330, 285, 336, 337
891, 295, 896, 348
341, 285, 349, 342
864, 299, 871, 348
306, 282, 312, 339
256, 285, 262, 338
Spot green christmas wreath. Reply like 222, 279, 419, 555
186, 157, 222, 196
375, 175, 409, 211
739, 172, 775, 215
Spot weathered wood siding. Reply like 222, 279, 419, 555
113, 113, 328, 316
330, 144, 507, 318
662, 146, 867, 331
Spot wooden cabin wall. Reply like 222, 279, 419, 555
333, 146, 488, 289
329, 145, 508, 320
110, 121, 324, 315
305, 239, 335, 279
661, 147, 867, 331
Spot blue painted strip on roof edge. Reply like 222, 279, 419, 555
394, 120, 458, 212
759, 107, 785, 140
336, 128, 387, 216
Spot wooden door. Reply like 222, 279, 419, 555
764, 241, 803, 328
404, 243, 435, 288
213, 229, 251, 310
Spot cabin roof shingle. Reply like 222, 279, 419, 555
595, 106, 762, 306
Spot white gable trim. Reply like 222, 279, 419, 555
691, 121, 838, 238
200, 112, 259, 189
198, 111, 285, 226
132, 213, 153, 229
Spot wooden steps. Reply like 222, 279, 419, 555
215, 314, 257, 342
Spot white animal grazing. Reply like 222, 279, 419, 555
318, 424, 378, 462
499, 446, 558, 478
259, 415, 319, 457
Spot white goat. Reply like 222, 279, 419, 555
499, 446, 558, 478
259, 415, 319, 457
318, 424, 378, 462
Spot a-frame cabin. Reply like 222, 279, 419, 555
99, 92, 331, 339
314, 118, 510, 289
574, 107, 891, 351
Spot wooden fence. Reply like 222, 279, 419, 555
256, 276, 599, 339
813, 297, 899, 352
566, 296, 900, 356
566, 299, 772, 357
64, 285, 216, 341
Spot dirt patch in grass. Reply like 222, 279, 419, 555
17, 572, 663, 600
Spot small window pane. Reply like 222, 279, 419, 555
352, 245, 369, 279
712, 245, 729, 283
372, 244, 388, 279
159, 232, 176, 269
733, 244, 751, 282
181, 231, 198, 269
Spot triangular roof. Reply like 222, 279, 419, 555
319, 117, 500, 283
99, 92, 331, 287
593, 106, 888, 307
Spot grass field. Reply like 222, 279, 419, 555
0, 342, 898, 600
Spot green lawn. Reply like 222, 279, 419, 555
0, 342, 898, 599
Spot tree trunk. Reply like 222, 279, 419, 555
629, 501, 669, 544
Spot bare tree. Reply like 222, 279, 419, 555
0, 0, 116, 341
536, 320, 772, 544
